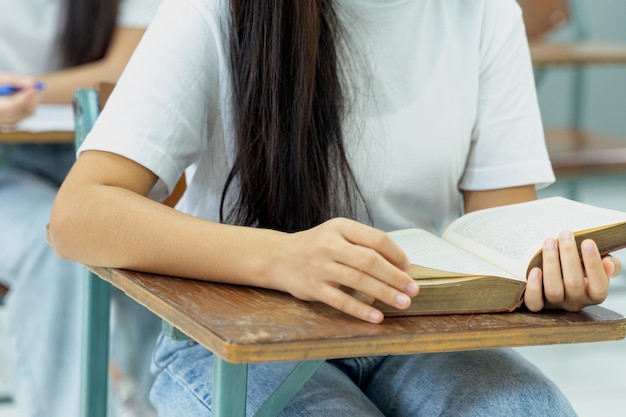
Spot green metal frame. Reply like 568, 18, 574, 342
73, 89, 111, 417
80, 270, 111, 417
211, 358, 325, 417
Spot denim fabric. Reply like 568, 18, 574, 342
0, 144, 161, 417
151, 333, 578, 416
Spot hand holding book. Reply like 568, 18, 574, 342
348, 197, 626, 316
524, 228, 621, 312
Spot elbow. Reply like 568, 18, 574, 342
48, 200, 81, 262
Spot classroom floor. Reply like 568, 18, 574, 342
1, 178, 625, 417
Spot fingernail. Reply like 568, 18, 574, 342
559, 230, 573, 240
528, 268, 540, 281
582, 239, 596, 254
544, 238, 556, 250
368, 310, 383, 322
406, 282, 419, 295
396, 293, 410, 307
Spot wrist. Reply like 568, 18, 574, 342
240, 227, 289, 292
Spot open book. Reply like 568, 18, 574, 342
12, 104, 74, 133
353, 197, 626, 316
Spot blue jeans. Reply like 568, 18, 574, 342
151, 333, 577, 416
0, 144, 161, 417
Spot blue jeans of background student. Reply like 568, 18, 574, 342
0, 144, 161, 417
151, 333, 578, 416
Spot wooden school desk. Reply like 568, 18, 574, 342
0, 105, 74, 167
0, 130, 73, 143
0, 104, 74, 144
84, 266, 626, 417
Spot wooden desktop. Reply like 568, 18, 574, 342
84, 265, 625, 417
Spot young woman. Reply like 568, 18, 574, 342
50, 0, 620, 415
0, 0, 162, 416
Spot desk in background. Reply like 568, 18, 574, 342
0, 104, 74, 144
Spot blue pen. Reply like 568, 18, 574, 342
0, 81, 46, 96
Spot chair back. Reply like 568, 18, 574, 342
0, 283, 8, 300
517, 0, 571, 41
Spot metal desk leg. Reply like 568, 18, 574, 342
213, 357, 248, 417
211, 357, 325, 417
80, 269, 111, 417
255, 360, 325, 417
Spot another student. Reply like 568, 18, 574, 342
0, 1, 162, 416
50, 0, 620, 415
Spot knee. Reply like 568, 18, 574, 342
456, 350, 577, 416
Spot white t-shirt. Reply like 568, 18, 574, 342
81, 0, 555, 235
0, 0, 162, 73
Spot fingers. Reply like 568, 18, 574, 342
580, 239, 610, 303
316, 266, 398, 324
0, 93, 38, 126
602, 256, 621, 278
529, 231, 612, 312
557, 231, 587, 301
339, 219, 410, 272
327, 224, 418, 322
540, 237, 564, 304
0, 76, 41, 126
321, 218, 416, 298
334, 242, 417, 296
281, 218, 419, 324
524, 267, 544, 312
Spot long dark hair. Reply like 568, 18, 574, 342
61, 0, 121, 66
223, 0, 366, 233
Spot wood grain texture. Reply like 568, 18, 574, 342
545, 128, 626, 178
89, 266, 626, 364
0, 130, 73, 143
531, 42, 626, 66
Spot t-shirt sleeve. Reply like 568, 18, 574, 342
459, 0, 555, 191
79, 0, 224, 198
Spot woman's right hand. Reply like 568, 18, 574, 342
0, 74, 42, 127
269, 217, 419, 323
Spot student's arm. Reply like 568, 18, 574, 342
49, 150, 418, 324
462, 187, 621, 312
38, 27, 146, 104
0, 27, 145, 126
462, 185, 537, 213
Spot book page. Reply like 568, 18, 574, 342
11, 104, 74, 133
441, 197, 626, 278
388, 229, 515, 280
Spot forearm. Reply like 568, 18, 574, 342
462, 185, 537, 213
38, 27, 145, 104
50, 182, 285, 290
38, 62, 120, 104
50, 150, 419, 323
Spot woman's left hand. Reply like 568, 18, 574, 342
524, 230, 621, 312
